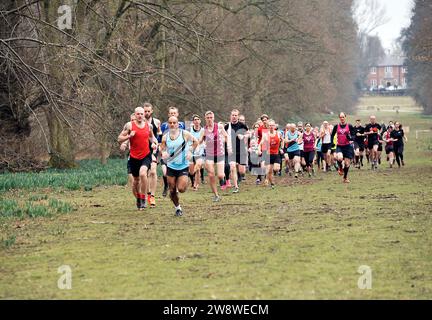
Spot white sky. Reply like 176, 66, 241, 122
368, 0, 414, 50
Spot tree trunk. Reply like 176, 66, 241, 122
45, 110, 76, 168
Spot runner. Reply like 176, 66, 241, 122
364, 115, 382, 170
315, 134, 323, 171
391, 122, 407, 168
297, 121, 306, 174
302, 123, 316, 177
160, 106, 186, 197
319, 121, 333, 172
353, 119, 366, 169
259, 119, 283, 188
256, 114, 270, 184
225, 109, 249, 193
143, 102, 161, 207
331, 112, 355, 183
118, 107, 158, 210
382, 125, 397, 168
198, 111, 232, 202
284, 123, 302, 178
188, 114, 205, 191
283, 124, 292, 175
160, 116, 199, 216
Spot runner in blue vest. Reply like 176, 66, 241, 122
160, 116, 198, 216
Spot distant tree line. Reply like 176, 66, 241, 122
402, 0, 432, 114
1, 0, 360, 169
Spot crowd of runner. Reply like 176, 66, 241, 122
118, 104, 408, 216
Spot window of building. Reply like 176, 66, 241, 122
370, 67, 377, 74
371, 79, 377, 87
385, 66, 393, 74
402, 67, 408, 73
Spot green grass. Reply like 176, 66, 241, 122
0, 159, 128, 192
0, 96, 431, 299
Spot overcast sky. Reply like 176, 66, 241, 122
367, 0, 414, 50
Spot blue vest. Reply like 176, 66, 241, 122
286, 131, 300, 152
166, 129, 189, 170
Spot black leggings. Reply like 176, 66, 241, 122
394, 144, 404, 166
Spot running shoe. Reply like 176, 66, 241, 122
255, 178, 261, 185
294, 173, 298, 178
308, 172, 312, 178
264, 179, 269, 186
343, 178, 350, 183
149, 195, 156, 207
139, 199, 147, 210
220, 183, 227, 191
212, 195, 221, 202
338, 167, 343, 176
271, 183, 275, 189
232, 187, 239, 193
285, 167, 289, 174
162, 187, 168, 197
225, 179, 232, 188
136, 197, 142, 210
401, 160, 405, 166
175, 208, 183, 217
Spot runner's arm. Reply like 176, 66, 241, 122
118, 122, 132, 143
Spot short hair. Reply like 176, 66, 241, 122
231, 109, 240, 114
168, 106, 178, 113
143, 102, 153, 109
205, 110, 214, 116
191, 114, 200, 120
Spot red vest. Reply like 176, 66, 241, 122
129, 121, 150, 159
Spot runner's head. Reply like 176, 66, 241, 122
239, 114, 246, 124
369, 115, 376, 124
285, 124, 290, 131
322, 120, 329, 128
231, 109, 240, 124
305, 122, 312, 132
134, 107, 144, 122
268, 119, 276, 132
388, 120, 394, 126
260, 114, 269, 127
297, 121, 303, 132
290, 123, 296, 132
143, 102, 153, 120
168, 116, 179, 130
355, 119, 361, 126
395, 122, 402, 129
168, 106, 179, 118
387, 125, 394, 132
205, 111, 214, 125
339, 112, 347, 124
130, 113, 136, 121
192, 114, 201, 127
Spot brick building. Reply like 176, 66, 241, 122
366, 55, 408, 90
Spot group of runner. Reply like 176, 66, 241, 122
118, 104, 407, 216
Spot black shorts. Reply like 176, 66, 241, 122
321, 143, 332, 154
300, 150, 304, 158
354, 141, 365, 152
287, 150, 301, 160
378, 143, 383, 152
228, 152, 248, 166
368, 141, 379, 150
129, 154, 152, 177
336, 144, 354, 159
127, 157, 132, 174
268, 154, 281, 165
385, 145, 394, 154
167, 166, 189, 178
303, 151, 315, 166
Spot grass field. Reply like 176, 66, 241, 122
1, 96, 432, 299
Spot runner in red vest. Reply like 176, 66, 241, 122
118, 107, 158, 210
330, 112, 355, 183
259, 119, 283, 188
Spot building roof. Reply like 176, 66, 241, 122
375, 55, 406, 67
